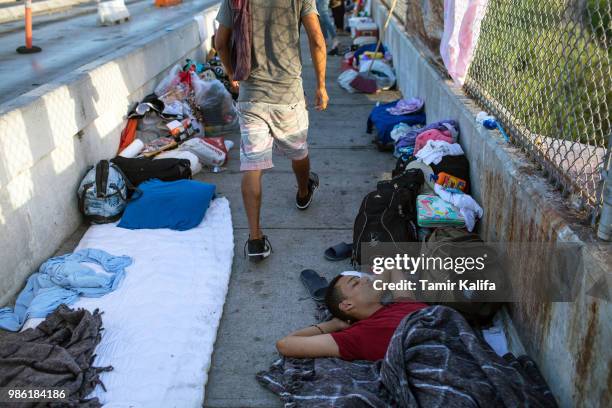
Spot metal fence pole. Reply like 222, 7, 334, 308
597, 134, 612, 241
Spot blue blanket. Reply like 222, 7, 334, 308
367, 100, 426, 145
0, 249, 132, 331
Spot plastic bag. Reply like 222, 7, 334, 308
191, 73, 237, 126
155, 65, 183, 97
180, 102, 205, 137
338, 70, 359, 93
136, 112, 171, 144
359, 60, 396, 90
178, 137, 227, 167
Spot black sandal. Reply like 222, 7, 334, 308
300, 269, 328, 302
324, 242, 352, 261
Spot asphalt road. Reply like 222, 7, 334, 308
0, 0, 216, 106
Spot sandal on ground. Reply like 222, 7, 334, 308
324, 242, 353, 261
300, 269, 328, 302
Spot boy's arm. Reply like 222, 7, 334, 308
276, 318, 349, 358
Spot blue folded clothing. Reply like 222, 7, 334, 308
0, 249, 132, 331
367, 100, 426, 145
118, 179, 216, 231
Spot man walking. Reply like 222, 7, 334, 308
215, 1, 329, 261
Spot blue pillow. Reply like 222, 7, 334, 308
118, 179, 216, 231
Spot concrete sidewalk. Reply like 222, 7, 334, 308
203, 36, 400, 407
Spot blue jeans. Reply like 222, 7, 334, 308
316, 0, 337, 41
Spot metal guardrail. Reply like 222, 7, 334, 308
378, 0, 611, 228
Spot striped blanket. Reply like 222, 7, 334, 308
257, 306, 557, 407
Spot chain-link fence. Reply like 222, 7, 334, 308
378, 0, 611, 222
464, 0, 611, 220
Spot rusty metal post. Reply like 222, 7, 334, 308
16, 0, 42, 54
597, 134, 612, 241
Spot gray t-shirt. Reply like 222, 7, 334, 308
216, 0, 318, 104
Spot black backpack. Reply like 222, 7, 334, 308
392, 156, 409, 178
420, 228, 506, 326
352, 169, 424, 266
111, 156, 192, 188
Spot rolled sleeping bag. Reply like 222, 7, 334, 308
118, 139, 144, 158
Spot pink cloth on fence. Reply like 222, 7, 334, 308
440, 0, 489, 85
414, 129, 453, 154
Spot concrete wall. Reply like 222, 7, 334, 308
0, 4, 220, 307
371, 1, 611, 406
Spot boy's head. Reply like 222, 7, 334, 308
324, 273, 382, 322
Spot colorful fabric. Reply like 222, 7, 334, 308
367, 100, 426, 145
440, 0, 489, 85
417, 194, 465, 228
117, 118, 138, 154
434, 184, 483, 232
237, 101, 309, 170
415, 140, 464, 165
414, 128, 454, 154
386, 97, 425, 115
395, 119, 459, 150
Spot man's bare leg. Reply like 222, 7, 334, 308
292, 155, 311, 199
242, 170, 263, 239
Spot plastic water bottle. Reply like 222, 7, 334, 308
476, 111, 495, 130
476, 111, 510, 142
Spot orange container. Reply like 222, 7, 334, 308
155, 0, 182, 7
436, 172, 468, 192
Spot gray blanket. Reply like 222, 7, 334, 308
257, 306, 557, 407
0, 305, 111, 407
